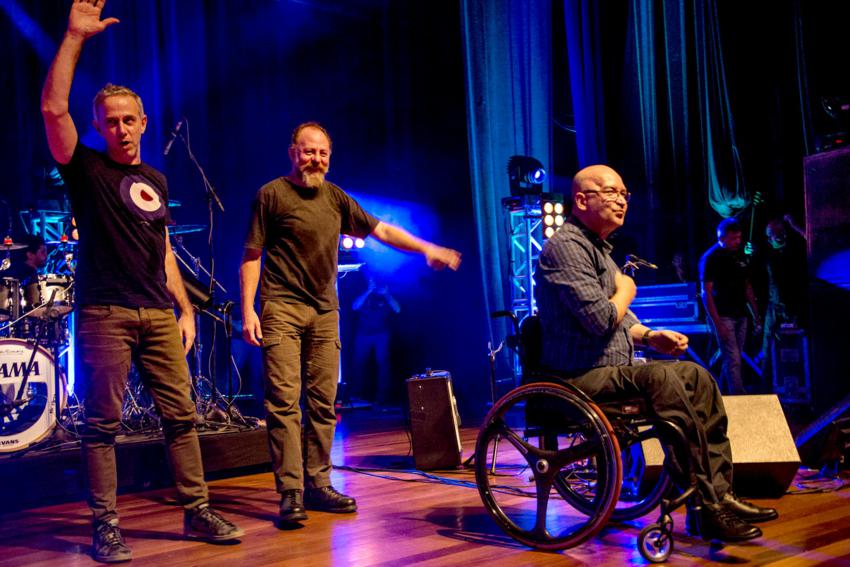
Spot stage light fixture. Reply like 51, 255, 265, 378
507, 155, 547, 196
354, 238, 365, 249
541, 193, 565, 240
341, 236, 354, 250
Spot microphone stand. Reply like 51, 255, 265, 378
167, 119, 232, 422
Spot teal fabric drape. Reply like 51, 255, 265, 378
693, 0, 748, 218
460, 0, 552, 343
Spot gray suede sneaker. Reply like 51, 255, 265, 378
92, 518, 132, 563
184, 505, 244, 541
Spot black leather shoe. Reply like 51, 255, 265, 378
721, 492, 778, 523
280, 489, 308, 522
687, 502, 762, 542
304, 486, 357, 513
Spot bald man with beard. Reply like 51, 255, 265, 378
534, 165, 777, 543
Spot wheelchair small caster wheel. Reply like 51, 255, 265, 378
638, 523, 674, 563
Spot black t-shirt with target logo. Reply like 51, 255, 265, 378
58, 143, 173, 309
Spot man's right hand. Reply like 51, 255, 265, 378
614, 271, 637, 299
242, 309, 264, 347
68, 0, 120, 41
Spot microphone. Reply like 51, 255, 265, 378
626, 254, 658, 270
163, 118, 185, 156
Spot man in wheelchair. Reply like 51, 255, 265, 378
534, 164, 778, 542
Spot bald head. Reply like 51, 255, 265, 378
570, 164, 628, 239
572, 165, 622, 197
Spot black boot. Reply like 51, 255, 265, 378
721, 492, 778, 523
687, 502, 762, 542
304, 486, 357, 513
280, 489, 308, 522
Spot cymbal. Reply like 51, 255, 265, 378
46, 239, 78, 246
168, 224, 206, 235
1, 239, 26, 250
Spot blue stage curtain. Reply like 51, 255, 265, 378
564, 0, 607, 167
460, 0, 552, 344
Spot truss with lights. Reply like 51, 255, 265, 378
498, 155, 566, 381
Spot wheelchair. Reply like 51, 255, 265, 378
475, 313, 697, 562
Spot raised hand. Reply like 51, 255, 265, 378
68, 0, 120, 41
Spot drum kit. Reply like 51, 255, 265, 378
0, 236, 74, 454
0, 210, 216, 454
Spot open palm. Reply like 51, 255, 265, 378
68, 0, 119, 40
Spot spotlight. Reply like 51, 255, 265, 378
507, 155, 547, 196
540, 193, 565, 240
354, 238, 365, 249
341, 236, 354, 250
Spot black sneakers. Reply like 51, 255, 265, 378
92, 518, 132, 563
280, 489, 308, 523
687, 502, 762, 542
304, 486, 357, 513
184, 504, 245, 541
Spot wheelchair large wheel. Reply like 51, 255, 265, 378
553, 438, 673, 522
475, 383, 622, 550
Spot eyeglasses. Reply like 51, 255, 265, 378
581, 189, 631, 203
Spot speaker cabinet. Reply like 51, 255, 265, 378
639, 394, 799, 498
803, 147, 850, 411
406, 371, 462, 470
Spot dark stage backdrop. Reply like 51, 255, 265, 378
0, 1, 492, 416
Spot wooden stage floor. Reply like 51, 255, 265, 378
1, 409, 850, 566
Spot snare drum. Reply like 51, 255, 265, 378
23, 275, 74, 318
0, 339, 66, 452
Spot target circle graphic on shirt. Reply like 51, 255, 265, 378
119, 175, 167, 222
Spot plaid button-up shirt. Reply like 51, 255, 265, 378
535, 218, 639, 373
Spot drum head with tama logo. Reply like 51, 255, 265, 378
0, 339, 65, 452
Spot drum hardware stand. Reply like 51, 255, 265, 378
171, 241, 233, 424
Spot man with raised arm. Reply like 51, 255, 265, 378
41, 1, 242, 562
240, 121, 460, 525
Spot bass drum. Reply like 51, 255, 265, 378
0, 339, 66, 452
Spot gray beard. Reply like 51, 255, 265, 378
301, 170, 326, 188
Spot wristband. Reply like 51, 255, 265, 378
641, 329, 653, 345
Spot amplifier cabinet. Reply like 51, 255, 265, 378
406, 370, 462, 470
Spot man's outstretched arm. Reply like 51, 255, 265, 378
370, 221, 461, 271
